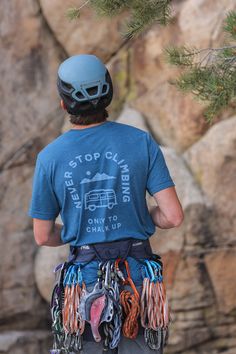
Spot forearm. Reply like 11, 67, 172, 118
42, 223, 64, 247
149, 205, 180, 229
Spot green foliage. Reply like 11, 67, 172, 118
90, 0, 126, 16
165, 46, 196, 66
67, 0, 172, 37
224, 10, 236, 39
66, 7, 81, 20
165, 11, 236, 122
66, 1, 90, 21
124, 0, 172, 39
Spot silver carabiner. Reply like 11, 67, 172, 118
105, 261, 111, 289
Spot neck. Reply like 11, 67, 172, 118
71, 120, 107, 130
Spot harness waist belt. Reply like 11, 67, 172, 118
68, 238, 154, 263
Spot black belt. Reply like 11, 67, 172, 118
68, 238, 157, 263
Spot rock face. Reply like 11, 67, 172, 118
204, 250, 236, 315
116, 105, 149, 132
179, 0, 236, 47
0, 0, 65, 168
0, 0, 64, 346
184, 116, 236, 244
39, 0, 126, 61
108, 0, 236, 151
0, 331, 51, 354
1, 0, 236, 353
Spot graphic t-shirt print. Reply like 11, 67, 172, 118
63, 151, 131, 233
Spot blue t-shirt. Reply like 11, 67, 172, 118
28, 121, 175, 246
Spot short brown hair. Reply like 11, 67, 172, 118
69, 109, 108, 125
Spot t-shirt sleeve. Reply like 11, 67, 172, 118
28, 156, 60, 220
146, 133, 175, 196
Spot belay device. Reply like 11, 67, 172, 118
49, 239, 171, 353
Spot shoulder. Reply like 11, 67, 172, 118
37, 131, 70, 165
111, 121, 149, 138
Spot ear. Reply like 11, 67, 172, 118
60, 99, 66, 110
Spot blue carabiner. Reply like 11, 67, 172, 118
144, 260, 155, 282
149, 260, 162, 270
63, 265, 73, 286
77, 265, 83, 286
149, 261, 160, 282
67, 268, 74, 286
72, 266, 77, 285
149, 260, 163, 282
70, 265, 79, 285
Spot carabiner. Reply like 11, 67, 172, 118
68, 266, 76, 285
77, 265, 83, 286
63, 265, 73, 286
144, 260, 155, 282
149, 260, 162, 282
105, 261, 111, 288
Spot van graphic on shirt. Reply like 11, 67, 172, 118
85, 189, 117, 211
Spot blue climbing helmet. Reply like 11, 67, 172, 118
57, 54, 113, 115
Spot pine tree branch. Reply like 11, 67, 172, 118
66, 1, 90, 20
124, 0, 172, 38
224, 10, 236, 39
165, 11, 236, 122
66, 0, 172, 37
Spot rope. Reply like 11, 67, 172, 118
120, 289, 140, 339
115, 259, 141, 339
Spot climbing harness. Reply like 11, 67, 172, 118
49, 239, 171, 353
69, 238, 153, 263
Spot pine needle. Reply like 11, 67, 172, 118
165, 11, 236, 122
224, 11, 236, 39
66, 7, 81, 20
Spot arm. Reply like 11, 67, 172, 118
149, 186, 184, 229
33, 218, 64, 247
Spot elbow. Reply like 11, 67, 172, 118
168, 210, 184, 228
34, 232, 49, 246
173, 214, 184, 227
33, 218, 55, 246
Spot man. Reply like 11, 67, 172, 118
28, 54, 184, 354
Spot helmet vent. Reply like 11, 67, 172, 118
86, 86, 98, 96
75, 91, 85, 99
64, 93, 75, 105
102, 85, 107, 94
61, 80, 73, 91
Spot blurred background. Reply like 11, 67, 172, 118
0, 0, 236, 353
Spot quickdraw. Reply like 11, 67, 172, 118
50, 263, 66, 354
49, 254, 171, 353
102, 262, 122, 351
140, 259, 170, 350
50, 262, 86, 353
62, 264, 85, 352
